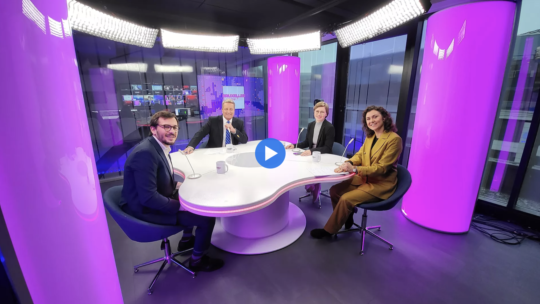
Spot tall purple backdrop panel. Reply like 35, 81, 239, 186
268, 56, 300, 143
0, 0, 123, 303
401, 1, 516, 233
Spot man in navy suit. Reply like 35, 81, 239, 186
120, 111, 224, 272
184, 99, 248, 154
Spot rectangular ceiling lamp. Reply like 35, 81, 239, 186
106, 63, 148, 72
335, 0, 427, 48
154, 64, 193, 73
247, 31, 321, 54
161, 29, 239, 53
67, 0, 158, 48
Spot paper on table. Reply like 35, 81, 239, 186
309, 166, 348, 177
203, 148, 226, 155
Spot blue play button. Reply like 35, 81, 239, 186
255, 138, 286, 169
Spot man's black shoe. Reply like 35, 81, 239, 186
177, 237, 195, 253
188, 256, 224, 272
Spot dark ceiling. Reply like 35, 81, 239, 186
80, 0, 396, 38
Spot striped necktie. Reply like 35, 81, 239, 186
225, 120, 231, 144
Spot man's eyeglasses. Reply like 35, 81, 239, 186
157, 124, 179, 132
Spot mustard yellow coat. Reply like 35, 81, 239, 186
347, 131, 403, 200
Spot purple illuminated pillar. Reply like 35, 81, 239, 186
268, 56, 300, 142
0, 0, 123, 303
401, 1, 515, 233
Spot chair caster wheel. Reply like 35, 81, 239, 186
134, 268, 139, 273
148, 289, 153, 295
389, 246, 394, 250
360, 252, 364, 256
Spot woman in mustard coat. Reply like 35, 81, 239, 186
311, 105, 403, 238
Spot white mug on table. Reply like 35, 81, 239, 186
312, 151, 321, 162
216, 161, 228, 174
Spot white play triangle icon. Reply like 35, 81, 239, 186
265, 146, 277, 161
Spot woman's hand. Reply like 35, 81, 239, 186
300, 150, 312, 156
285, 144, 294, 149
334, 167, 346, 173
339, 162, 355, 173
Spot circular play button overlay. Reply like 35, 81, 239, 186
255, 138, 286, 169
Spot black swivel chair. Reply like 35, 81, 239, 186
103, 186, 196, 295
336, 164, 412, 255
299, 142, 346, 208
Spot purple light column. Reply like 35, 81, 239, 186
268, 56, 300, 142
0, 0, 123, 303
401, 2, 515, 233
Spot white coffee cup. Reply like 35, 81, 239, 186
216, 161, 228, 174
226, 144, 235, 153
312, 151, 321, 162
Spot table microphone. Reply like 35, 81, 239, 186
336, 138, 355, 166
180, 150, 201, 179
292, 127, 305, 153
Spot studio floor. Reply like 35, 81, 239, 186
101, 180, 540, 304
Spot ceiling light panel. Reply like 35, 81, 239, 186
247, 31, 321, 55
161, 29, 239, 53
335, 0, 426, 48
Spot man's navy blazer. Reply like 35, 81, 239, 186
120, 136, 180, 225
188, 115, 248, 148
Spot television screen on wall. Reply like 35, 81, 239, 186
131, 84, 142, 90
143, 95, 154, 105
197, 75, 264, 118
152, 85, 163, 91
153, 95, 164, 105
133, 95, 143, 106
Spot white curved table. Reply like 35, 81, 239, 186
171, 140, 353, 255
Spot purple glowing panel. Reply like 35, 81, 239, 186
401, 1, 515, 233
267, 56, 300, 142
0, 0, 123, 303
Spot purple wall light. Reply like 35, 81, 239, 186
268, 56, 300, 143
401, 1, 516, 233
0, 0, 123, 303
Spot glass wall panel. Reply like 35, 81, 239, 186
517, 124, 540, 215
74, 32, 273, 180
298, 43, 337, 133
402, 22, 427, 167
342, 35, 407, 155
478, 0, 540, 207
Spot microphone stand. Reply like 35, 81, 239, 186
335, 138, 355, 166
180, 150, 201, 179
292, 128, 305, 153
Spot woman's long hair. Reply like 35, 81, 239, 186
362, 106, 397, 138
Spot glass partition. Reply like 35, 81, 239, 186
74, 33, 274, 179
342, 35, 407, 155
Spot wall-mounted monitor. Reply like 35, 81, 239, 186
152, 85, 163, 91
143, 95, 154, 105
183, 90, 191, 96
153, 95, 164, 105
122, 95, 133, 105
133, 95, 143, 106
165, 95, 175, 105
131, 84, 142, 90
176, 95, 184, 105
164, 85, 174, 91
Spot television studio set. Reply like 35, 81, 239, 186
1, 0, 539, 303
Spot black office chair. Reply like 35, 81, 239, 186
336, 164, 412, 255
299, 142, 346, 208
103, 186, 196, 295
